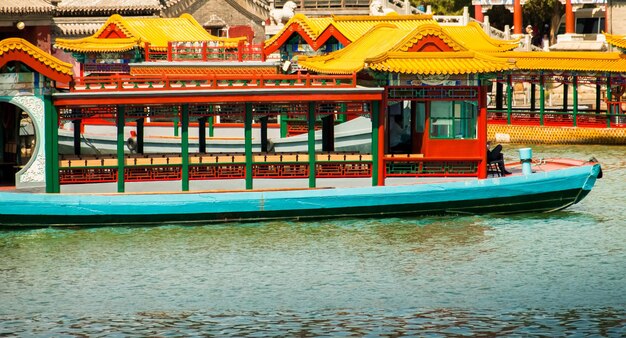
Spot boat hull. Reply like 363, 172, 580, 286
0, 164, 600, 227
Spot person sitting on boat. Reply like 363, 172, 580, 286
390, 114, 410, 153
487, 141, 512, 175
127, 130, 138, 154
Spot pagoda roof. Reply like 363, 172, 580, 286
54, 14, 246, 53
298, 22, 517, 75
264, 13, 439, 54
0, 0, 54, 14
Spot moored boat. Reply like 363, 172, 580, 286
0, 158, 602, 227
0, 13, 609, 227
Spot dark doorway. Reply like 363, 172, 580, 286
0, 102, 36, 186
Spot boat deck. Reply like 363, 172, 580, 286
0, 158, 591, 195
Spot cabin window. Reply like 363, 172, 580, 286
429, 101, 477, 139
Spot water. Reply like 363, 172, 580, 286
1, 144, 625, 336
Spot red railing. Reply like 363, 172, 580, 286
69, 72, 358, 92
144, 41, 266, 62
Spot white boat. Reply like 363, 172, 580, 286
58, 117, 373, 154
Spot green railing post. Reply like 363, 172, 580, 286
572, 74, 578, 127
116, 105, 125, 193
245, 102, 253, 190
181, 104, 189, 191
308, 102, 316, 188
506, 75, 512, 124
539, 73, 545, 126
371, 100, 379, 186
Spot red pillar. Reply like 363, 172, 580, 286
513, 0, 523, 34
565, 0, 575, 34
474, 5, 484, 22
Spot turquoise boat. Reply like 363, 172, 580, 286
0, 19, 607, 227
0, 159, 601, 227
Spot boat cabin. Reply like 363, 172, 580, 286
3, 12, 624, 193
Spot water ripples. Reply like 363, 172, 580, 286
1, 145, 625, 335
1, 308, 624, 337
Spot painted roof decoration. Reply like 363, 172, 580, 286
264, 14, 438, 53
0, 38, 73, 82
500, 51, 626, 73
297, 21, 517, 75
604, 33, 626, 50
0, 0, 54, 14
54, 14, 246, 53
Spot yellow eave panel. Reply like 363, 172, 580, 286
499, 51, 626, 73
367, 51, 515, 75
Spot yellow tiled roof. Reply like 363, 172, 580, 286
330, 14, 437, 42
604, 33, 626, 50
500, 51, 626, 73
55, 14, 245, 53
298, 24, 414, 74
297, 21, 518, 75
0, 38, 73, 75
367, 51, 515, 75
264, 14, 436, 48
442, 22, 520, 52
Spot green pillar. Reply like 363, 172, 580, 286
44, 96, 59, 193
181, 104, 189, 191
307, 102, 316, 188
208, 116, 214, 137
371, 100, 379, 187
208, 105, 215, 137
573, 74, 578, 127
539, 72, 546, 126
506, 75, 512, 124
245, 102, 253, 190
116, 105, 125, 193
173, 116, 179, 137
280, 113, 288, 138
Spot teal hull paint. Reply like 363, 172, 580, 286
0, 164, 600, 227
